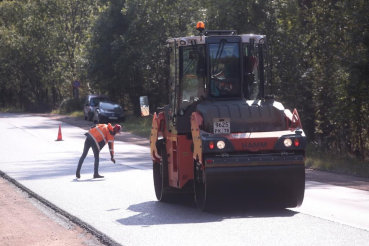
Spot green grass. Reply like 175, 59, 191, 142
121, 115, 152, 138
0, 107, 24, 113
51, 109, 84, 117
305, 144, 369, 178
69, 111, 84, 117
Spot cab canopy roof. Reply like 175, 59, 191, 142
166, 34, 266, 47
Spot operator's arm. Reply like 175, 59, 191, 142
107, 135, 115, 164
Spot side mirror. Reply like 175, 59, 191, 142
85, 103, 89, 107
139, 96, 150, 117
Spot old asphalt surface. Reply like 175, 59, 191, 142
1, 113, 369, 245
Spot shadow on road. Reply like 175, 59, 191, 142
116, 200, 298, 226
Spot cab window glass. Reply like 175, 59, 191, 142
178, 45, 205, 115
209, 42, 241, 98
243, 44, 260, 100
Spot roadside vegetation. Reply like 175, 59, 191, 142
122, 116, 152, 138
1, 0, 368, 177
51, 110, 84, 118
306, 145, 369, 178
0, 107, 24, 113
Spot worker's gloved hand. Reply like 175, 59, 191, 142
111, 158, 115, 164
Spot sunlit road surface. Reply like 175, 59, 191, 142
291, 181, 369, 232
1, 113, 369, 246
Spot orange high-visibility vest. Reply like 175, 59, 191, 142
86, 123, 115, 156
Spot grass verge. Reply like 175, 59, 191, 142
51, 109, 84, 118
122, 115, 152, 138
0, 107, 24, 113
306, 144, 369, 178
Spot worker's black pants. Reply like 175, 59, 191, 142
77, 138, 100, 175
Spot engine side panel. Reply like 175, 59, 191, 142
197, 100, 287, 133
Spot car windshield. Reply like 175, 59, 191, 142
90, 97, 109, 106
100, 102, 121, 110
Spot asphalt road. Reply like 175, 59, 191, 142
1, 113, 369, 246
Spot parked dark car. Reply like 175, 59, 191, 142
93, 102, 125, 123
84, 94, 110, 121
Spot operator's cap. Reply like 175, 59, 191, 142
114, 124, 121, 134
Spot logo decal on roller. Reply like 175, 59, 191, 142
242, 142, 267, 149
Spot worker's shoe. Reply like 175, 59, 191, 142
93, 174, 104, 179
76, 171, 80, 179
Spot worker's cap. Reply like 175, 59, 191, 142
114, 124, 122, 134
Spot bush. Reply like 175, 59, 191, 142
58, 98, 84, 113
305, 143, 369, 178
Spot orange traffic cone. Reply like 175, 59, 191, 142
56, 125, 63, 141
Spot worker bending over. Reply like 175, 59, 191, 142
76, 123, 121, 179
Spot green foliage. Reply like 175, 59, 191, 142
120, 115, 152, 138
58, 98, 84, 113
0, 107, 24, 113
0, 0, 98, 112
306, 143, 369, 178
1, 0, 369, 162
87, 0, 203, 115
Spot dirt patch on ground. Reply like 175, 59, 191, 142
0, 177, 103, 246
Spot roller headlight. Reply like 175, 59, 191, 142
284, 138, 292, 147
217, 141, 225, 149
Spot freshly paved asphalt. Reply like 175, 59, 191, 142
1, 113, 369, 246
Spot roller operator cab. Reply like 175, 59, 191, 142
140, 22, 306, 211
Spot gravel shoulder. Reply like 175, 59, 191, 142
1, 113, 369, 246
0, 176, 103, 246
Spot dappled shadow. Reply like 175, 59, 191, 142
305, 181, 333, 188
306, 169, 369, 192
305, 180, 369, 192
116, 200, 298, 226
305, 181, 355, 190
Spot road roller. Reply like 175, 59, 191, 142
140, 22, 306, 211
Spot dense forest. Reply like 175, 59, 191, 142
0, 0, 368, 160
